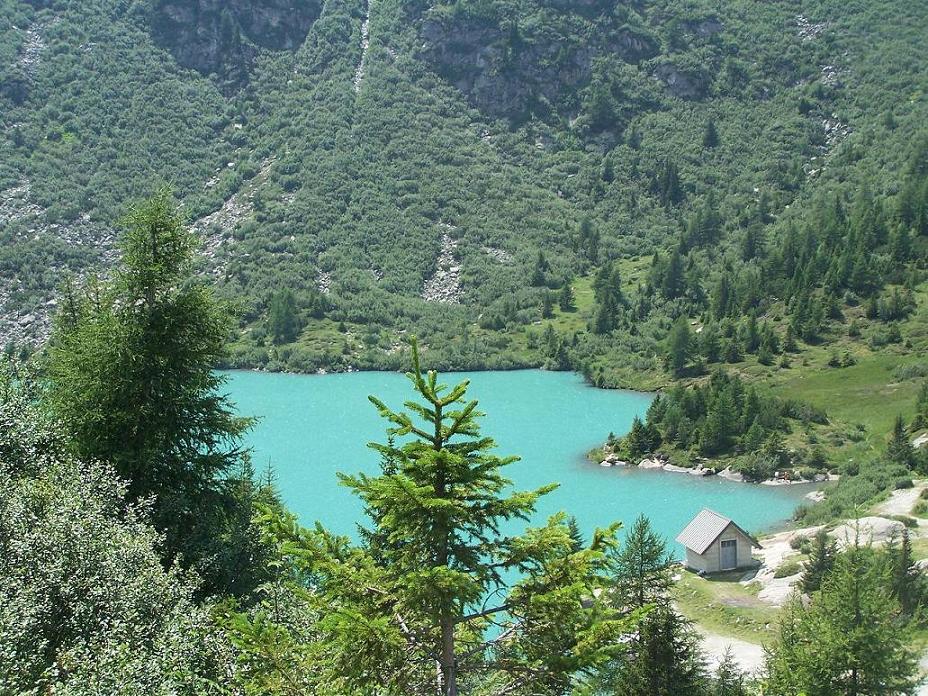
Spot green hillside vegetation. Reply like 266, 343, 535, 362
1, 0, 925, 375
2, 0, 928, 551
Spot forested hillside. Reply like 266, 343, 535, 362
3, 0, 928, 491
2, 0, 925, 375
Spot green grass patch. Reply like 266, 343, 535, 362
672, 570, 780, 644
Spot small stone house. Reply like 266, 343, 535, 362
675, 508, 761, 574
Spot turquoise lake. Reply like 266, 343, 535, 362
224, 369, 810, 555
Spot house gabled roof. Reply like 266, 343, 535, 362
675, 508, 762, 555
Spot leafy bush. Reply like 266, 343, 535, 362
888, 515, 918, 529
774, 559, 803, 578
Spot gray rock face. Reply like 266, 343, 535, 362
151, 0, 322, 91
419, 13, 657, 121
422, 229, 462, 304
653, 63, 708, 100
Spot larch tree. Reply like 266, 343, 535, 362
609, 514, 674, 611
46, 188, 259, 590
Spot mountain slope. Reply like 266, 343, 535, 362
0, 0, 926, 381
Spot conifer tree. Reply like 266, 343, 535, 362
699, 322, 721, 364
268, 289, 300, 344
599, 607, 706, 696
592, 262, 625, 333
913, 381, 928, 429
559, 281, 576, 312
341, 341, 629, 695
662, 247, 685, 300
46, 189, 255, 582
800, 529, 837, 594
703, 118, 719, 149
531, 250, 549, 286
609, 514, 674, 611
655, 159, 684, 207
766, 537, 918, 695
700, 386, 736, 455
567, 515, 586, 552
541, 290, 554, 318
887, 414, 916, 468
666, 317, 693, 377
712, 649, 749, 696
885, 527, 922, 616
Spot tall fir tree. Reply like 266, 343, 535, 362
340, 340, 629, 695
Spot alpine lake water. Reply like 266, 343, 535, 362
224, 369, 813, 555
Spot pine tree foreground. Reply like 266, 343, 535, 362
225, 346, 636, 693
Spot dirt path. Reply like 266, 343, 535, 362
698, 628, 765, 675
874, 481, 926, 517
692, 482, 928, 682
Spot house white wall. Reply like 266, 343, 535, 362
683, 523, 757, 573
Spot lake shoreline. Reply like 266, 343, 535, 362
223, 365, 822, 496
591, 449, 833, 491
219, 361, 667, 395
224, 368, 805, 541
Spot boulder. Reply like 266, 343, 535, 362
828, 517, 904, 548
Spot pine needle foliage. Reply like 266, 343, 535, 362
336, 339, 629, 695
46, 188, 254, 587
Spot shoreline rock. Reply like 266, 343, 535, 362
717, 467, 744, 483
596, 448, 829, 491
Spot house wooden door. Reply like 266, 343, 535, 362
720, 539, 737, 570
